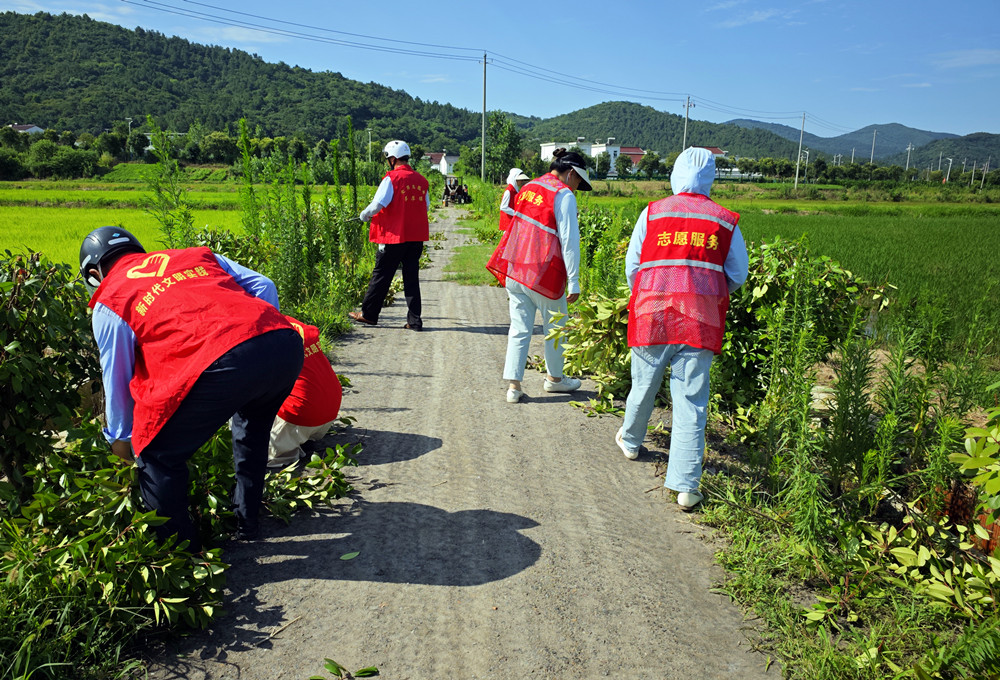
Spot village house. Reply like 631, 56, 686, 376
7, 124, 44, 134
424, 151, 460, 175
540, 137, 644, 176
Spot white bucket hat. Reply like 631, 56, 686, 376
506, 168, 530, 185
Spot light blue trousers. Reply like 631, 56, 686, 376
503, 280, 568, 382
621, 344, 714, 493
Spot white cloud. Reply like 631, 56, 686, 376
191, 26, 288, 46
933, 49, 1000, 69
420, 74, 451, 84
849, 87, 879, 92
902, 82, 932, 88
706, 0, 747, 11
7, 1, 137, 23
719, 9, 781, 29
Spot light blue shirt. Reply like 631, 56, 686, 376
553, 189, 582, 295
92, 253, 279, 444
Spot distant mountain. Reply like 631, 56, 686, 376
726, 119, 958, 161
883, 133, 1000, 172
519, 101, 801, 159
0, 11, 481, 149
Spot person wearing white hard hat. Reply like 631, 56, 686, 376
486, 148, 591, 403
351, 140, 431, 330
498, 167, 530, 232
616, 146, 749, 511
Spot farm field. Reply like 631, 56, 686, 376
1, 206, 244, 264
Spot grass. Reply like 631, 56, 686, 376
443, 220, 500, 287
1, 206, 244, 264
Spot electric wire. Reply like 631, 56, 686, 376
119, 0, 859, 134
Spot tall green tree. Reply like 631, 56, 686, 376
614, 153, 633, 178
485, 112, 523, 184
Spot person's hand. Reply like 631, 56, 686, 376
111, 439, 134, 463
567, 292, 580, 304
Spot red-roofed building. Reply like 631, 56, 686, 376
693, 146, 727, 159
619, 146, 646, 168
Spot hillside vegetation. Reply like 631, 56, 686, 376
520, 101, 801, 159
0, 11, 480, 149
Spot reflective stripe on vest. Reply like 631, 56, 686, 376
627, 193, 740, 353
488, 173, 569, 300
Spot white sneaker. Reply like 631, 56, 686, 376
543, 376, 582, 393
615, 427, 639, 460
677, 491, 705, 511
506, 388, 523, 403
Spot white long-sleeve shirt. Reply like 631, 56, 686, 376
554, 189, 581, 295
499, 187, 516, 217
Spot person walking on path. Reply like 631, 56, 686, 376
81, 227, 303, 550
498, 167, 529, 232
267, 314, 343, 470
616, 147, 749, 510
350, 140, 430, 331
487, 149, 590, 404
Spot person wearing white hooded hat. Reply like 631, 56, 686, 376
616, 147, 749, 510
498, 167, 530, 232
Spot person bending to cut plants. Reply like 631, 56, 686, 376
498, 167, 529, 232
486, 148, 589, 404
267, 314, 343, 470
616, 147, 748, 511
81, 227, 303, 551
350, 140, 431, 331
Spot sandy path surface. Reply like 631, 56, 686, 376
148, 207, 773, 680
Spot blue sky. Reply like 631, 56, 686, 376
4, 0, 999, 137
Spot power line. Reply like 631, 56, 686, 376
119, 0, 859, 133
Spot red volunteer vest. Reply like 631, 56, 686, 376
486, 173, 569, 300
369, 164, 430, 244
498, 184, 518, 232
90, 247, 290, 454
627, 193, 739, 353
277, 316, 343, 427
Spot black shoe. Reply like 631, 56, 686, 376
404, 323, 422, 331
233, 523, 260, 541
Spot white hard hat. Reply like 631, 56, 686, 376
383, 140, 411, 159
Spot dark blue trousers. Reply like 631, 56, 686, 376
135, 328, 303, 551
360, 241, 424, 327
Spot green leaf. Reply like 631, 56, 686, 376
354, 667, 380, 677
340, 551, 360, 560
324, 658, 346, 678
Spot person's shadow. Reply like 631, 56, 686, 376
148, 501, 542, 671
308, 427, 442, 465
247, 500, 541, 586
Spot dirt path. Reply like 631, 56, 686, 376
148, 208, 773, 680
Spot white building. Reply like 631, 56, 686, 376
541, 137, 630, 176
425, 151, 460, 175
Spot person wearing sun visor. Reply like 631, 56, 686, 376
487, 148, 590, 404
615, 147, 749, 511
80, 227, 303, 550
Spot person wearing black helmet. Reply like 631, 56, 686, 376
486, 148, 590, 403
349, 140, 431, 330
80, 226, 304, 550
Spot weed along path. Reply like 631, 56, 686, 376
147, 207, 772, 680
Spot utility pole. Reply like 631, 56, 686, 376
793, 112, 805, 189
905, 143, 913, 171
851, 148, 855, 164
945, 158, 953, 182
938, 152, 942, 171
681, 96, 695, 151
481, 52, 486, 182
367, 129, 371, 164
962, 158, 967, 173
982, 156, 991, 190
870, 129, 877, 164
970, 161, 976, 186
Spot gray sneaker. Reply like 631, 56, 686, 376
543, 376, 582, 393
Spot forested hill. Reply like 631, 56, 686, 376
0, 11, 481, 148
726, 119, 958, 161
519, 101, 801, 159
883, 133, 1000, 172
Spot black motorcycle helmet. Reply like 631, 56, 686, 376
79, 226, 146, 293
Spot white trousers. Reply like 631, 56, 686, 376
267, 415, 337, 468
502, 280, 568, 382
